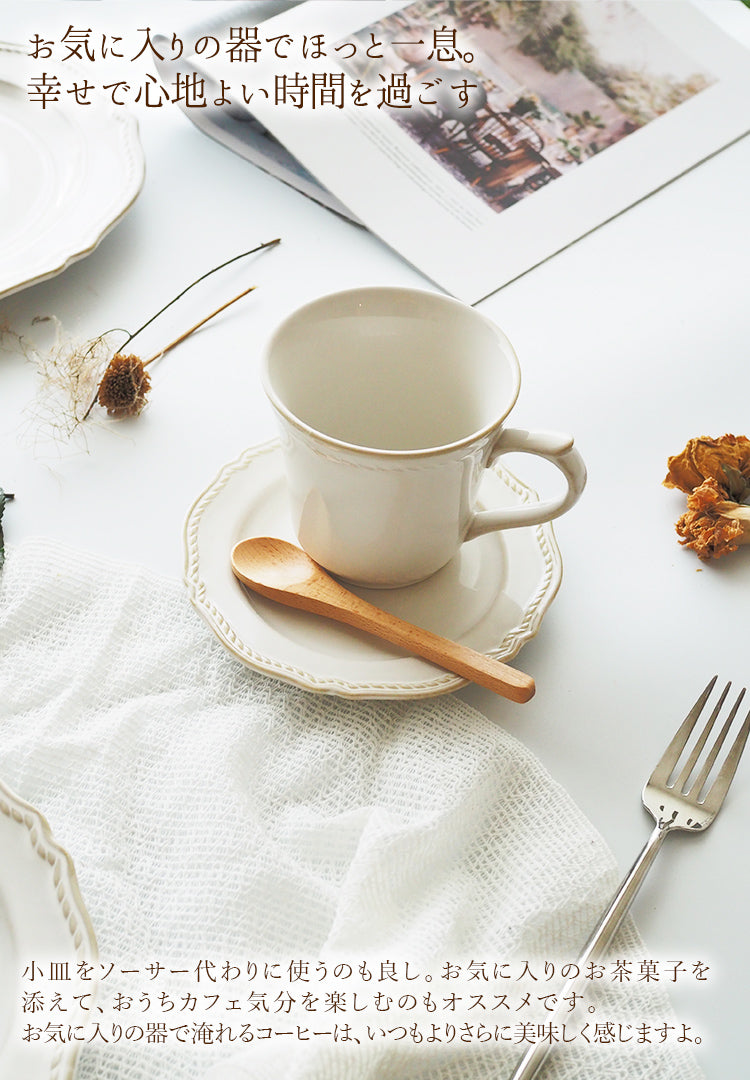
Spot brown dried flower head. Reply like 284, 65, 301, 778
664, 434, 750, 561
675, 476, 750, 561
664, 434, 750, 494
97, 354, 151, 417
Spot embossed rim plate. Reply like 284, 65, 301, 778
184, 440, 563, 699
0, 42, 145, 301
0, 779, 98, 1080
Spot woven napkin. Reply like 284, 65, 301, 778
0, 539, 702, 1080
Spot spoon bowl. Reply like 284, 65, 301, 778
231, 536, 535, 703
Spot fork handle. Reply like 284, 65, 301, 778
507, 823, 669, 1080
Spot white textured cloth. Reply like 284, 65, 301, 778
0, 540, 702, 1080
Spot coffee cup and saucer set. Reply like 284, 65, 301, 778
184, 287, 586, 699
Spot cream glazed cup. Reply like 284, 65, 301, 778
262, 286, 586, 588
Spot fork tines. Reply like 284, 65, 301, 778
652, 676, 750, 808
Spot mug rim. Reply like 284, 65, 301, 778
262, 285, 522, 460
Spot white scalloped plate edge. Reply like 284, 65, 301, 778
0, 42, 145, 300
0, 779, 98, 1080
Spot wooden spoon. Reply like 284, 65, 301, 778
231, 536, 535, 704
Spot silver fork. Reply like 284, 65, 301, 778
509, 675, 750, 1080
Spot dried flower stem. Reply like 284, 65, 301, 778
143, 285, 256, 367
79, 287, 257, 421
118, 237, 279, 352
80, 237, 280, 421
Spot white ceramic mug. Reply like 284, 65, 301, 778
262, 287, 586, 588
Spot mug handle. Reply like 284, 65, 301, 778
465, 428, 587, 540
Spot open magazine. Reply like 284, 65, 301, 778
158, 1, 750, 302
156, 1, 359, 221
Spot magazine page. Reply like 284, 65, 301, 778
152, 1, 360, 221
179, 0, 750, 303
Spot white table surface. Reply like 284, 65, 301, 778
2, 2, 749, 1077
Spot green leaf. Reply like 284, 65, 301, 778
0, 488, 12, 571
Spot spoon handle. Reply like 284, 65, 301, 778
333, 595, 535, 703
272, 585, 535, 704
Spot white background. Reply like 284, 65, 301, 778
2, 2, 750, 1076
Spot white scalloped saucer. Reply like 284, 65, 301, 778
0, 779, 98, 1080
184, 440, 563, 699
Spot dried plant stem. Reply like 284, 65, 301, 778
144, 285, 256, 366
80, 235, 280, 422
81, 285, 258, 421
118, 237, 279, 352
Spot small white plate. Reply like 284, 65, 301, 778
184, 441, 563, 698
0, 779, 97, 1080
0, 42, 145, 301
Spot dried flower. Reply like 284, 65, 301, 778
9, 238, 280, 446
664, 434, 750, 561
1, 321, 108, 445
97, 354, 152, 417
664, 434, 750, 495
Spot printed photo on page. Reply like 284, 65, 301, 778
180, 0, 750, 302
